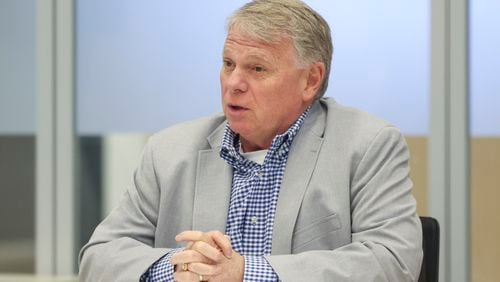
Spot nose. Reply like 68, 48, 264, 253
223, 68, 248, 94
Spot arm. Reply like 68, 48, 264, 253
79, 139, 171, 282
266, 126, 423, 281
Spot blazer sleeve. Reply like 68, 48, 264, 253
78, 138, 171, 282
266, 126, 423, 282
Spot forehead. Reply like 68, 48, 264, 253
223, 28, 295, 61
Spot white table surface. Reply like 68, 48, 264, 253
0, 274, 78, 282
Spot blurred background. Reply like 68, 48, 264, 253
0, 0, 498, 281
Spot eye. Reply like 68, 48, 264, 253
254, 66, 265, 73
223, 59, 234, 69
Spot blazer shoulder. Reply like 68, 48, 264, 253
147, 113, 226, 152
320, 98, 406, 172
321, 98, 400, 141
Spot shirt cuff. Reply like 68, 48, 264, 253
140, 248, 183, 282
243, 255, 279, 282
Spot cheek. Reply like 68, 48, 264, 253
220, 83, 229, 102
220, 76, 226, 92
220, 73, 228, 92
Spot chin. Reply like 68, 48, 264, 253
228, 123, 250, 136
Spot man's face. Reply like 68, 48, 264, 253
220, 28, 316, 151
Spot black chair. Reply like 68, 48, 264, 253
418, 216, 440, 282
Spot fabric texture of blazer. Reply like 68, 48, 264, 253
79, 98, 423, 281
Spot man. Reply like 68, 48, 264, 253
79, 0, 423, 281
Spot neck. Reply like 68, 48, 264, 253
240, 136, 271, 153
239, 103, 313, 152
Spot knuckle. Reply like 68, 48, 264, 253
170, 254, 178, 263
192, 240, 206, 252
211, 230, 223, 237
192, 240, 202, 249
196, 263, 215, 276
206, 264, 218, 276
193, 250, 207, 261
214, 264, 224, 275
213, 251, 224, 262
183, 249, 195, 260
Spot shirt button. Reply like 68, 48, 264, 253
251, 216, 258, 225
255, 172, 263, 179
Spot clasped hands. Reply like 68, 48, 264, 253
171, 230, 244, 282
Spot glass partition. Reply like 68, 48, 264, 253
0, 0, 36, 273
470, 0, 500, 281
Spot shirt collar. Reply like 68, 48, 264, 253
220, 106, 311, 169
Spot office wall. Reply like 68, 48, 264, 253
0, 137, 35, 273
471, 139, 500, 282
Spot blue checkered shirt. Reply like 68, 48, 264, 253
141, 109, 309, 281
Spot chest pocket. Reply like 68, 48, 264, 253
292, 213, 342, 252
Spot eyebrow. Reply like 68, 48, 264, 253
222, 48, 274, 63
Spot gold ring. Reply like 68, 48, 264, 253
199, 274, 205, 281
182, 263, 188, 271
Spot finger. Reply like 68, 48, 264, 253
175, 231, 207, 243
207, 231, 233, 258
191, 241, 225, 263
171, 250, 212, 266
188, 262, 219, 276
176, 231, 221, 251
173, 270, 210, 282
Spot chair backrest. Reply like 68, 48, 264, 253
418, 216, 440, 282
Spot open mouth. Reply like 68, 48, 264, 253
229, 104, 248, 111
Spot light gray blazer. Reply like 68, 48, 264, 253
79, 98, 422, 282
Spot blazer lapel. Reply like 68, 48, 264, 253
191, 102, 326, 252
271, 102, 326, 255
192, 123, 233, 232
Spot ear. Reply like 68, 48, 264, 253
301, 61, 325, 103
